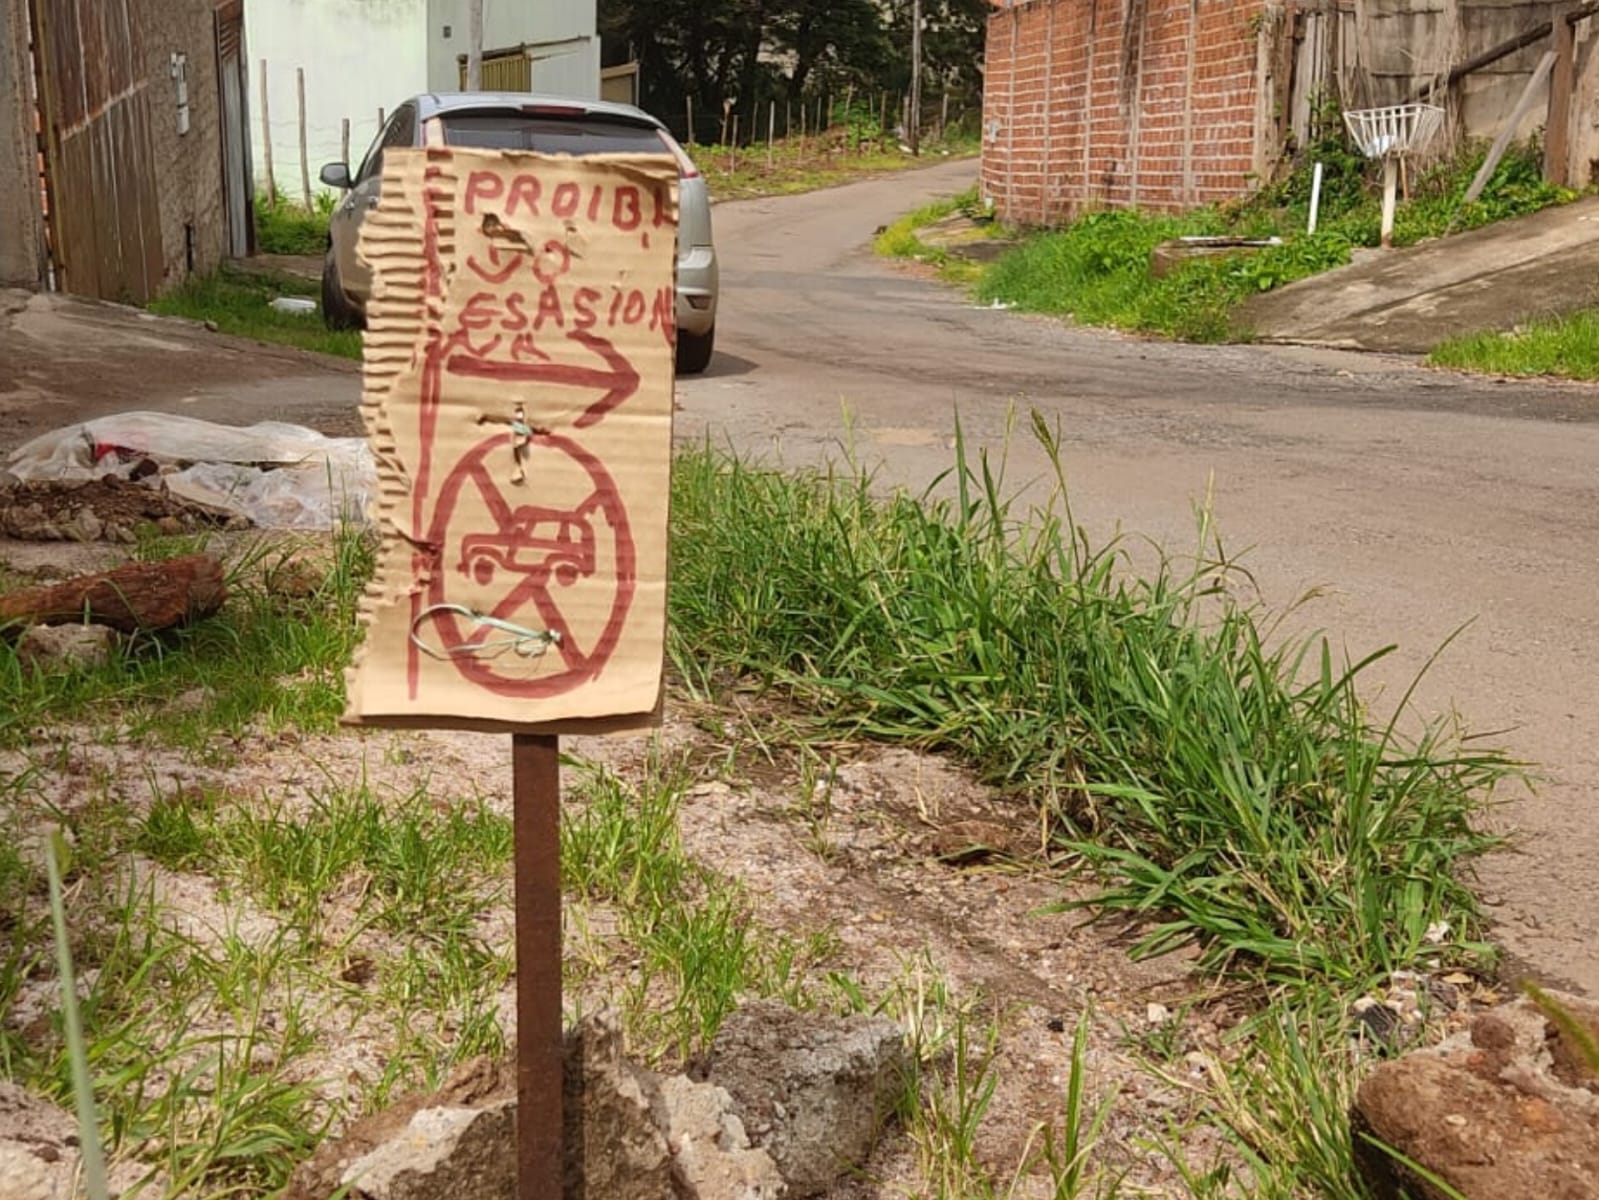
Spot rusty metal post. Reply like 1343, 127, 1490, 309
513, 733, 563, 1200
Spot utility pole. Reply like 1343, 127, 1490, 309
909, 0, 923, 155
466, 0, 484, 91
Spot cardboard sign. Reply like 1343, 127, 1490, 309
344, 147, 680, 733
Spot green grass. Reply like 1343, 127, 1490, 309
874, 188, 996, 285
0, 530, 373, 749
695, 127, 980, 202
967, 138, 1576, 342
254, 192, 332, 257
667, 424, 1510, 993
149, 266, 361, 360
563, 752, 837, 1060
1429, 308, 1599, 380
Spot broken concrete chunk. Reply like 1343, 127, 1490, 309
708, 1000, 910, 1198
15, 624, 117, 673
339, 1102, 517, 1200
651, 1074, 786, 1199
0, 1082, 156, 1200
561, 1012, 676, 1200
1351, 988, 1599, 1200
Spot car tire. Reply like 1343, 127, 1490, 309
676, 325, 714, 375
321, 251, 364, 332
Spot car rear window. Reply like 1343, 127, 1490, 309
441, 114, 669, 157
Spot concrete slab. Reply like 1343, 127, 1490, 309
1238, 196, 1599, 353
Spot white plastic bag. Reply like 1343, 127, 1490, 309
3, 412, 374, 530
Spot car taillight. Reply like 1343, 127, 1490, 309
657, 131, 700, 178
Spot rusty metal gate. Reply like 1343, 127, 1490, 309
30, 0, 164, 303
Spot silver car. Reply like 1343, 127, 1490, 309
319, 92, 718, 374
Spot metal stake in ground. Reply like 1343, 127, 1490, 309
513, 733, 563, 1199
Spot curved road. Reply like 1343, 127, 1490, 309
681, 159, 1599, 994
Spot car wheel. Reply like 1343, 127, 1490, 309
676, 325, 714, 375
321, 251, 364, 332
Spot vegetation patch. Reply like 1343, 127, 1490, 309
1430, 307, 1599, 381
889, 131, 1575, 343
149, 266, 362, 361
668, 427, 1509, 994
0, 432, 1516, 1197
254, 192, 333, 257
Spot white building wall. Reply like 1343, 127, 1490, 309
246, 0, 428, 197
426, 0, 599, 98
246, 0, 601, 200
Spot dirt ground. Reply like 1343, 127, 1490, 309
1, 161, 1596, 1002
0, 701, 1412, 1196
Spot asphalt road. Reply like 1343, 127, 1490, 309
680, 158, 1599, 994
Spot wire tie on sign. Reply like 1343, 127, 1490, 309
411, 604, 561, 661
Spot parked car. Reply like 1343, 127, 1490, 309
318, 92, 719, 375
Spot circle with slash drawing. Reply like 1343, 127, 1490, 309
421, 430, 634, 696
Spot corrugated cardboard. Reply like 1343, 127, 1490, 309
344, 147, 679, 733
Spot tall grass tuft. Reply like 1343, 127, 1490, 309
668, 416, 1510, 990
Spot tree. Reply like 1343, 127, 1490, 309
598, 0, 986, 142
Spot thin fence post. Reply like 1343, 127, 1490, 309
341, 117, 350, 168
879, 92, 888, 152
767, 100, 775, 170
297, 67, 310, 208
799, 98, 807, 162
259, 60, 275, 204
686, 95, 695, 146
729, 115, 738, 173
378, 107, 386, 131
940, 91, 950, 143
785, 100, 792, 140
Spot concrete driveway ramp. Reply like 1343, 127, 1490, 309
1237, 196, 1599, 353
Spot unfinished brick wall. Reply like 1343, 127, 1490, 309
982, 0, 1275, 224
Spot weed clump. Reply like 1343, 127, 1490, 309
669, 419, 1511, 992
968, 135, 1575, 341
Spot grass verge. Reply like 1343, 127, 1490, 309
668, 423, 1509, 993
694, 130, 978, 202
148, 266, 361, 361
874, 188, 996, 285
886, 134, 1575, 343
255, 192, 333, 257
1429, 308, 1599, 380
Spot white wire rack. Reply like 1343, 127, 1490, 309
1342, 103, 1445, 160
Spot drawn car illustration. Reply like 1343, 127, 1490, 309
459, 504, 598, 587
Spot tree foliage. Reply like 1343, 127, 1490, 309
599, 0, 987, 140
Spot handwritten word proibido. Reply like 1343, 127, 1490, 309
453, 169, 676, 353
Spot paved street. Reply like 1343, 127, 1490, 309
680, 159, 1599, 994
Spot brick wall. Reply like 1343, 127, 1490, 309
138, 0, 228, 286
982, 0, 1274, 224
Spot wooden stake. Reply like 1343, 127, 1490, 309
767, 100, 775, 170
686, 95, 696, 146
466, 0, 484, 92
910, 0, 923, 155
1546, 2, 1576, 186
259, 60, 274, 204
341, 117, 350, 168
512, 734, 563, 1200
879, 92, 888, 152
378, 106, 386, 129
1465, 51, 1557, 203
296, 67, 310, 208
729, 115, 738, 173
